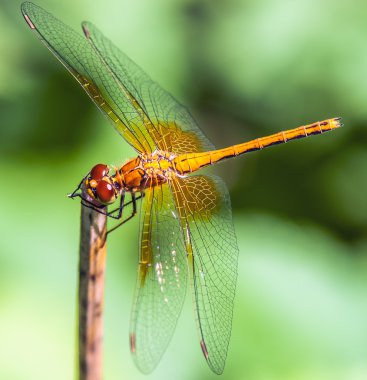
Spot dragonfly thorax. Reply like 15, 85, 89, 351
118, 151, 179, 191
141, 150, 178, 181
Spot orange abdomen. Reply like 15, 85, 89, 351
173, 117, 342, 174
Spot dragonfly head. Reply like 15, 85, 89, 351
83, 163, 122, 205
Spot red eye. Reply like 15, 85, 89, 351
96, 180, 115, 203
91, 164, 109, 181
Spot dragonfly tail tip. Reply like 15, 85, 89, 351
332, 116, 343, 128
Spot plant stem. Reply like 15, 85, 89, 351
78, 205, 107, 380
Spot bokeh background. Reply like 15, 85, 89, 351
1, 0, 367, 379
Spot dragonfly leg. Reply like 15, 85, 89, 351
108, 193, 144, 215
80, 194, 124, 220
106, 192, 125, 220
107, 193, 138, 235
68, 173, 89, 198
80, 199, 108, 215
76, 192, 143, 221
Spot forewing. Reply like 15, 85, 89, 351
130, 184, 187, 373
21, 2, 155, 153
82, 22, 215, 154
170, 175, 238, 374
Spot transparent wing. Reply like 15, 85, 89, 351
21, 2, 155, 153
130, 184, 187, 373
82, 22, 215, 154
22, 2, 215, 155
170, 175, 238, 374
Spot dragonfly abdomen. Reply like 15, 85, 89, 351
173, 117, 342, 174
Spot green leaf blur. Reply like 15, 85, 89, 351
0, 0, 366, 379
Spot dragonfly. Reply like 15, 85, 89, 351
22, 2, 342, 375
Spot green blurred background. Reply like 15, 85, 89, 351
1, 0, 366, 379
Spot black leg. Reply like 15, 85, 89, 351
68, 173, 89, 199
81, 199, 109, 216
108, 193, 144, 215
107, 193, 138, 235
75, 192, 123, 219
73, 189, 143, 222
107, 192, 125, 220
81, 195, 124, 220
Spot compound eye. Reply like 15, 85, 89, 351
91, 164, 109, 181
96, 180, 115, 204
